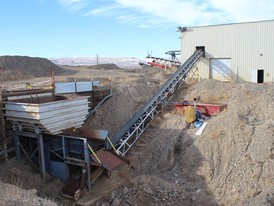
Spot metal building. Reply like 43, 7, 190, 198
180, 19, 274, 83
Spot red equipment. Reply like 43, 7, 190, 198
175, 101, 226, 117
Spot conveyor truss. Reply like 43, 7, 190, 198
111, 49, 205, 156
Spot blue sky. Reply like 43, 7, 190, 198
0, 0, 273, 59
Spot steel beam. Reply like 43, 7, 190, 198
14, 133, 21, 160
1, 88, 54, 99
83, 138, 92, 192
38, 134, 46, 182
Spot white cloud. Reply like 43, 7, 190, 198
59, 0, 274, 27
37, 0, 46, 5
209, 0, 274, 22
58, 0, 90, 12
59, 0, 86, 6
84, 4, 120, 17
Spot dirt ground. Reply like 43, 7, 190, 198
1, 64, 274, 206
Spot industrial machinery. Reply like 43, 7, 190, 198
165, 50, 181, 62
1, 48, 205, 202
139, 50, 181, 69
111, 48, 205, 156
2, 80, 121, 201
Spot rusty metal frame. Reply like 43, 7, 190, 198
1, 88, 54, 100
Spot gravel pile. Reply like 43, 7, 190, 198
0, 55, 74, 81
0, 181, 58, 206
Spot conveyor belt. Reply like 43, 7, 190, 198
111, 49, 204, 156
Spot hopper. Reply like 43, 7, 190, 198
5, 95, 89, 135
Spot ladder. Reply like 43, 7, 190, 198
110, 49, 204, 156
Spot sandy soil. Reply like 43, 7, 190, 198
1, 64, 274, 206
82, 70, 274, 206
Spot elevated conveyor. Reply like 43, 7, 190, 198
111, 49, 204, 156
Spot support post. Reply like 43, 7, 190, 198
14, 132, 21, 160
62, 136, 69, 180
0, 91, 8, 161
106, 136, 118, 154
92, 80, 95, 109
38, 134, 46, 181
87, 143, 101, 164
50, 66, 55, 92
83, 139, 89, 163
62, 136, 66, 159
74, 78, 77, 93
84, 138, 92, 191
87, 161, 91, 192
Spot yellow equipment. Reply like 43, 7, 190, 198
184, 106, 196, 123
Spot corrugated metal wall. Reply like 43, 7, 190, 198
181, 20, 274, 82
55, 81, 100, 94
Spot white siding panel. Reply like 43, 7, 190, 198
55, 81, 100, 94
251, 70, 257, 83
181, 20, 274, 82
210, 58, 231, 81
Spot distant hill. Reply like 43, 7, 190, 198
50, 57, 141, 68
0, 56, 67, 81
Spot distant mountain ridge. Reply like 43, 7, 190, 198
0, 55, 66, 81
50, 57, 141, 68
0, 55, 142, 82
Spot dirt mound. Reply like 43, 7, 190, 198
0, 181, 58, 206
182, 80, 274, 205
0, 56, 73, 81
87, 63, 122, 70
85, 79, 274, 205
103, 175, 192, 206
123, 80, 274, 205
83, 67, 169, 137
0, 158, 67, 205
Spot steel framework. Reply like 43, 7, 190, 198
111, 49, 204, 156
